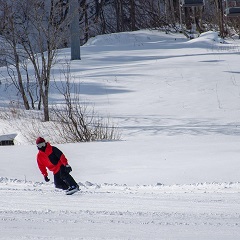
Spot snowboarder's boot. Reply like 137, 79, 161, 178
66, 185, 79, 195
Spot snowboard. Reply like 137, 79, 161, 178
66, 188, 80, 195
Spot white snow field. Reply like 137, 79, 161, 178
1, 30, 240, 239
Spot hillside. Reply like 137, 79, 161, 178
0, 30, 240, 239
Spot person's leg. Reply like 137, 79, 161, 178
60, 165, 79, 188
54, 170, 69, 190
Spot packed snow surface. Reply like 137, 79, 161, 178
1, 30, 240, 239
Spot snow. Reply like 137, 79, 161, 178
1, 30, 240, 239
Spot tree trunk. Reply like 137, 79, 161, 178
120, 1, 125, 31
184, 7, 192, 30
114, 0, 120, 32
130, 0, 136, 31
14, 54, 30, 110
169, 0, 176, 24
215, 0, 225, 38
10, 15, 30, 110
83, 2, 89, 41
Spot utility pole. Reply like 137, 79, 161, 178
70, 0, 81, 60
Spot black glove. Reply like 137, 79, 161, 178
65, 164, 72, 173
44, 176, 50, 182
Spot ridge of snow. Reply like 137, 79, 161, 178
1, 177, 240, 194
188, 31, 226, 44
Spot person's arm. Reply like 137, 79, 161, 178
37, 157, 48, 177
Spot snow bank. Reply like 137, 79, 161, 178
188, 31, 226, 44
85, 29, 185, 47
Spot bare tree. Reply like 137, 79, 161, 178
0, 0, 70, 121
22, 0, 70, 121
0, 1, 31, 110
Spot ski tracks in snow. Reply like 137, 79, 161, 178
0, 178, 240, 240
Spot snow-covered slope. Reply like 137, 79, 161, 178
1, 177, 240, 240
0, 30, 240, 239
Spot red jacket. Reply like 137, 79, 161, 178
37, 142, 68, 177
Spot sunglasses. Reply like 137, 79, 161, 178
37, 142, 46, 148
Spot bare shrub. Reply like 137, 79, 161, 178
51, 66, 121, 142
16, 118, 66, 144
51, 101, 121, 143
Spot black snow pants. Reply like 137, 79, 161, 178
54, 165, 78, 190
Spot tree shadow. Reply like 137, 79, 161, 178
116, 115, 240, 137
49, 80, 133, 103
224, 71, 240, 74
199, 60, 225, 63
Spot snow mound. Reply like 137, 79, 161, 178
1, 177, 240, 194
188, 31, 225, 45
85, 29, 184, 47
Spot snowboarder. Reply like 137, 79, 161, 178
36, 137, 79, 195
